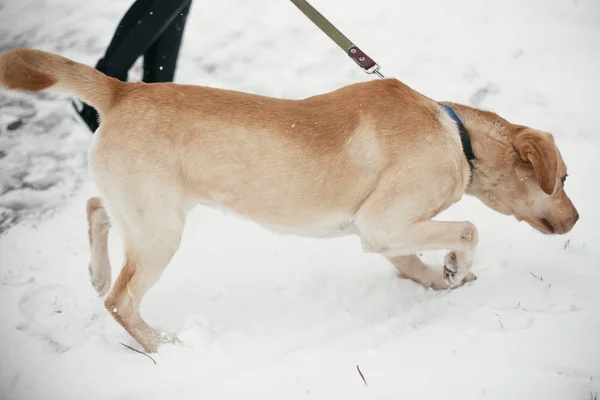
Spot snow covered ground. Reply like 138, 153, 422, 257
1, 0, 599, 398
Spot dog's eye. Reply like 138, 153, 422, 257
561, 175, 568, 184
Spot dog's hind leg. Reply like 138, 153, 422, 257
103, 209, 185, 353
87, 197, 112, 296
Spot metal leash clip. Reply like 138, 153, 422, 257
290, 0, 385, 79
348, 46, 384, 78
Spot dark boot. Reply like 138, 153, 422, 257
72, 101, 100, 132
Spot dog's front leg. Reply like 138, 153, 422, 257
388, 254, 477, 290
358, 219, 479, 289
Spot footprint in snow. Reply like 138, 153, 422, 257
17, 284, 103, 352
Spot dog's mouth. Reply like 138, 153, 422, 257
519, 216, 556, 234
539, 218, 556, 234
527, 218, 556, 235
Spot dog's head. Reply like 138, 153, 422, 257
469, 125, 578, 235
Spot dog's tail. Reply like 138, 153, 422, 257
0, 48, 120, 115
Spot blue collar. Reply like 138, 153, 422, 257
440, 104, 476, 166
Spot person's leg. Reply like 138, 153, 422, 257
74, 0, 153, 133
99, 0, 191, 82
95, 0, 155, 81
142, 1, 191, 83
74, 0, 191, 133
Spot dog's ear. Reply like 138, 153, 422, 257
511, 128, 558, 195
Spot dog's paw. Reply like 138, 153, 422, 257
443, 252, 476, 288
88, 263, 110, 297
462, 271, 477, 284
138, 331, 183, 354
443, 269, 457, 287
444, 252, 458, 273
443, 252, 459, 286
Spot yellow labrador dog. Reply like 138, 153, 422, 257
0, 49, 578, 352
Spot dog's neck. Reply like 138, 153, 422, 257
439, 102, 516, 196
440, 104, 476, 167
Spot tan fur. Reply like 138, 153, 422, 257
0, 48, 578, 352
0, 48, 118, 115
86, 197, 111, 295
511, 127, 558, 195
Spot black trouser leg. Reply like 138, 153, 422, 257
95, 0, 154, 80
142, 2, 192, 83
75, 0, 192, 133
98, 0, 192, 82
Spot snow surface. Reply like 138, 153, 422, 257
1, 0, 599, 399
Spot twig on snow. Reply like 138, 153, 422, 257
356, 365, 368, 386
495, 313, 504, 328
529, 272, 543, 281
120, 342, 157, 365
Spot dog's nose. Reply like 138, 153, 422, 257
573, 211, 580, 224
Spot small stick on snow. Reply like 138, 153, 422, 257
529, 272, 542, 281
120, 342, 157, 365
498, 319, 504, 329
356, 365, 368, 386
